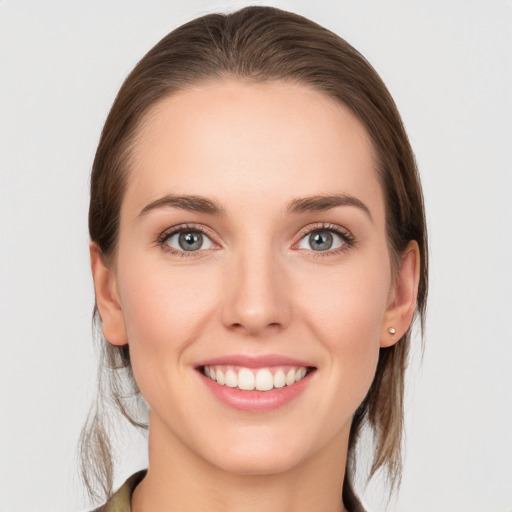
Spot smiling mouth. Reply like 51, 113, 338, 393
201, 365, 314, 392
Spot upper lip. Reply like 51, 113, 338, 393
195, 354, 315, 369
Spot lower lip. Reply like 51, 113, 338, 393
199, 370, 314, 412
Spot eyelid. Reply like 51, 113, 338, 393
292, 222, 356, 253
157, 223, 221, 253
156, 222, 355, 256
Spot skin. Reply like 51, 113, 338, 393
91, 79, 420, 512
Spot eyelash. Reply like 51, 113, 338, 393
157, 224, 218, 258
295, 222, 356, 258
156, 222, 356, 257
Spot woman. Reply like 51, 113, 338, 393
82, 6, 427, 511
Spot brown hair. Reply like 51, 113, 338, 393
82, 5, 428, 505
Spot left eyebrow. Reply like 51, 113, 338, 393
138, 194, 226, 217
286, 194, 373, 222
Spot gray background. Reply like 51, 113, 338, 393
1, 0, 511, 510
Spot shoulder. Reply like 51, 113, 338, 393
92, 470, 147, 512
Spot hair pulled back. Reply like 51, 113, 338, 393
83, 5, 428, 504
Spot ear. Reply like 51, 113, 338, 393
90, 242, 128, 346
381, 240, 421, 348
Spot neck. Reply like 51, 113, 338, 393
132, 413, 350, 512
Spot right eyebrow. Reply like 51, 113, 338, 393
286, 193, 373, 222
138, 194, 226, 217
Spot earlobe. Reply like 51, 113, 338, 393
90, 242, 128, 346
381, 241, 421, 348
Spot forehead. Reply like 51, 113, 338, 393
124, 79, 384, 222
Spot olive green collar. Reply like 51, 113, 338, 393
93, 470, 146, 512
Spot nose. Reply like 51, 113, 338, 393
221, 246, 291, 336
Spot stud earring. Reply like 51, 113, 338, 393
388, 327, 396, 335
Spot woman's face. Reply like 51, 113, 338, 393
98, 79, 401, 475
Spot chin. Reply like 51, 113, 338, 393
209, 445, 307, 477
194, 423, 330, 477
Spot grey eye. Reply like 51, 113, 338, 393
309, 231, 333, 251
179, 232, 203, 251
297, 229, 346, 252
166, 230, 214, 252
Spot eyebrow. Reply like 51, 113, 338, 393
139, 194, 226, 217
138, 192, 372, 221
286, 194, 373, 221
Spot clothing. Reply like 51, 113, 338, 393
92, 471, 146, 512
94, 470, 366, 512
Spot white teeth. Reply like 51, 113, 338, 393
238, 368, 255, 390
273, 369, 286, 388
295, 367, 307, 382
225, 369, 237, 388
255, 369, 273, 391
216, 368, 225, 385
203, 365, 310, 391
285, 369, 296, 386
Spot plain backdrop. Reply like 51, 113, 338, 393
1, 1, 511, 511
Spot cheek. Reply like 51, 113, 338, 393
301, 256, 390, 332
114, 251, 221, 372
114, 253, 227, 421
297, 255, 391, 396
